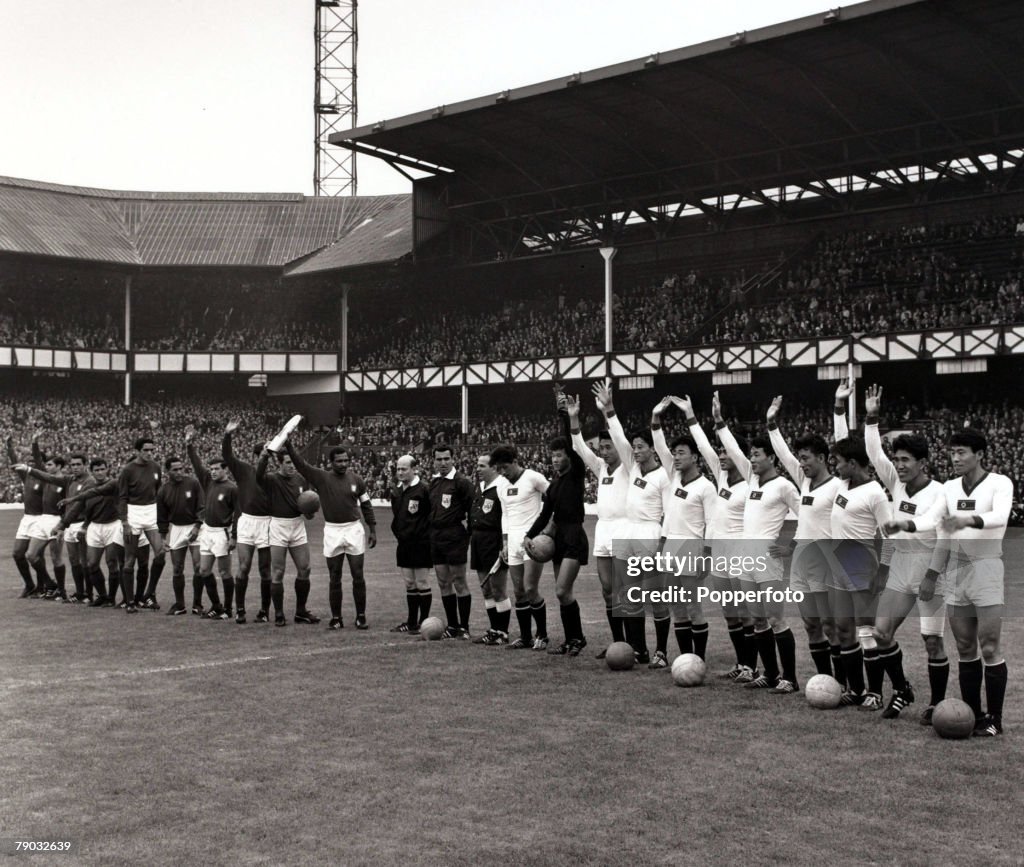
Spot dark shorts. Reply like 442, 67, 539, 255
396, 538, 432, 570
430, 526, 470, 567
470, 530, 502, 573
553, 523, 589, 566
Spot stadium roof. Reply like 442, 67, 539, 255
331, 0, 1024, 242
0, 175, 410, 269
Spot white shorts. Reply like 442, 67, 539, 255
593, 518, 625, 558
743, 554, 785, 586
269, 516, 308, 549
616, 520, 662, 559
126, 503, 159, 535
86, 520, 124, 550
887, 550, 941, 597
949, 556, 1004, 609
64, 521, 86, 544
661, 535, 705, 577
918, 603, 947, 637
15, 515, 38, 541
506, 526, 531, 566
236, 513, 271, 549
30, 514, 61, 541
168, 523, 199, 551
324, 521, 365, 558
789, 541, 831, 595
199, 524, 232, 558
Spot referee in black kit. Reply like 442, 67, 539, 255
428, 443, 476, 639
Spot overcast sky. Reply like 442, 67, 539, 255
1, 0, 831, 196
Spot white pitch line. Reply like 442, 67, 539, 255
0, 640, 415, 690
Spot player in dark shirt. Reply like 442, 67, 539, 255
118, 435, 167, 614
524, 390, 590, 655
389, 454, 433, 633
256, 446, 318, 627
7, 434, 49, 597
223, 420, 272, 623
157, 454, 204, 614
428, 444, 476, 638
285, 440, 376, 630
187, 431, 239, 620
59, 459, 123, 607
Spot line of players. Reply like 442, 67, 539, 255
7, 378, 1010, 736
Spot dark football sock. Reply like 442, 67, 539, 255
418, 589, 432, 623
559, 603, 574, 642
485, 602, 497, 630
329, 582, 343, 619
204, 575, 222, 610
145, 557, 164, 599
831, 645, 847, 687
108, 570, 120, 602
90, 566, 106, 599
495, 604, 512, 635
674, 621, 693, 655
352, 576, 366, 618
54, 564, 67, 595
271, 583, 285, 617
135, 563, 148, 603
742, 624, 758, 670
120, 568, 133, 606
864, 647, 884, 695
515, 602, 532, 641
984, 660, 1008, 721
441, 592, 458, 628
692, 623, 709, 660
172, 574, 185, 609
755, 628, 780, 681
775, 628, 797, 684
880, 643, 907, 690
406, 591, 419, 628
71, 563, 85, 597
959, 658, 984, 717
928, 656, 949, 705
33, 560, 53, 591
568, 600, 583, 641
457, 593, 471, 631
606, 607, 624, 643
653, 616, 670, 654
532, 599, 547, 639
841, 644, 865, 694
192, 574, 204, 608
235, 575, 248, 611
14, 554, 33, 589
260, 577, 272, 612
727, 624, 745, 664
221, 576, 234, 612
624, 616, 648, 654
294, 578, 311, 611
809, 640, 832, 675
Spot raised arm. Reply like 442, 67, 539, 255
31, 434, 45, 468
25, 466, 71, 486
186, 435, 211, 490
6, 436, 25, 478
834, 379, 852, 441
671, 395, 721, 481
221, 420, 247, 477
765, 396, 804, 487
863, 384, 898, 495
594, 379, 633, 470
713, 391, 751, 479
566, 394, 602, 477
255, 449, 271, 486
650, 397, 675, 475
283, 439, 325, 488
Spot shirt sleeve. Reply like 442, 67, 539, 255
606, 413, 634, 472
864, 422, 899, 495
571, 431, 603, 477
716, 423, 752, 480
834, 408, 850, 442
909, 491, 948, 533
977, 476, 1014, 530
767, 424, 804, 488
688, 418, 721, 482
652, 426, 674, 479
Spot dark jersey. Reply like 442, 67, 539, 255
118, 458, 162, 514
157, 478, 204, 533
59, 475, 96, 525
470, 482, 503, 534
256, 452, 308, 519
528, 411, 586, 537
222, 433, 270, 517
188, 444, 240, 529
289, 450, 373, 525
7, 440, 43, 515
391, 479, 431, 544
82, 481, 120, 527
428, 471, 475, 534
29, 468, 75, 516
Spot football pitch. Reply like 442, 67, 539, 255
1, 511, 1022, 866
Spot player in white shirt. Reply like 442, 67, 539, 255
862, 384, 949, 722
594, 379, 672, 666
717, 391, 802, 694
670, 395, 759, 681
828, 434, 891, 708
766, 388, 848, 687
886, 427, 1011, 736
489, 443, 550, 650
568, 395, 630, 656
652, 397, 717, 666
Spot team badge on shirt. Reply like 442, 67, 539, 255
442, 493, 452, 509
482, 499, 494, 514
408, 500, 419, 514
507, 488, 518, 496
899, 502, 916, 514
674, 488, 688, 499
749, 491, 763, 501
835, 495, 848, 509
957, 499, 975, 511
601, 477, 613, 485
154, 473, 160, 482
351, 485, 357, 493
185, 491, 192, 499
634, 479, 648, 489
218, 493, 225, 501
719, 488, 731, 500
801, 496, 814, 506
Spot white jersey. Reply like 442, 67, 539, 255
572, 430, 629, 522
718, 424, 799, 540
498, 468, 548, 533
913, 472, 1013, 560
652, 426, 715, 538
830, 479, 889, 542
865, 422, 943, 553
689, 415, 747, 540
767, 425, 841, 541
605, 411, 670, 524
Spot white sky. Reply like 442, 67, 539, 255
0, 0, 831, 197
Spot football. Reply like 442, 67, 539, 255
605, 641, 636, 671
671, 653, 706, 687
805, 674, 843, 709
528, 533, 556, 563
932, 698, 976, 739
419, 617, 445, 641
297, 490, 320, 517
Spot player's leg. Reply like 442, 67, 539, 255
550, 557, 585, 655
326, 553, 345, 628
474, 568, 498, 636
875, 588, 918, 718
48, 533, 67, 600
506, 563, 532, 648
765, 590, 799, 694
391, 566, 419, 632
645, 568, 671, 669
121, 530, 140, 610
976, 606, 1006, 735
595, 556, 621, 656
198, 551, 227, 619
140, 533, 165, 607
13, 534, 35, 596
103, 543, 124, 609
235, 542, 255, 621
84, 542, 106, 605
344, 525, 368, 629
269, 544, 288, 625
26, 536, 55, 597
744, 580, 779, 689
829, 585, 866, 704
856, 591, 883, 709
917, 596, 949, 724
949, 609, 983, 719
615, 553, 647, 662
434, 562, 457, 635
522, 558, 546, 648
486, 565, 511, 642
289, 543, 317, 623
214, 553, 234, 617
450, 561, 472, 638
63, 536, 85, 602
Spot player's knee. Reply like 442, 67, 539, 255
922, 634, 945, 657
768, 614, 786, 631
979, 638, 1001, 662
556, 586, 574, 605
